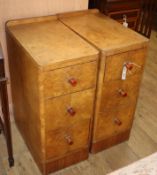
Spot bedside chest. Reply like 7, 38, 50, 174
6, 16, 99, 174
59, 9, 149, 153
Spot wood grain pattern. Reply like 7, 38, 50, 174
6, 18, 98, 70
6, 16, 98, 174
128, 122, 157, 159
104, 48, 147, 81
46, 119, 90, 160
0, 0, 88, 60
6, 31, 45, 171
0, 29, 156, 175
100, 74, 141, 110
91, 130, 130, 153
0, 0, 88, 111
43, 61, 97, 98
46, 148, 88, 174
59, 10, 149, 56
94, 106, 135, 142
59, 10, 149, 153
45, 89, 95, 131
91, 48, 147, 153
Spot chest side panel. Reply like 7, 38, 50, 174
7, 32, 45, 172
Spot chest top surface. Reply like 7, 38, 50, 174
6, 16, 98, 67
59, 10, 149, 55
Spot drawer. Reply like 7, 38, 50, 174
46, 119, 90, 159
44, 61, 97, 98
104, 48, 146, 81
109, 9, 139, 21
100, 74, 141, 111
106, 1, 140, 12
94, 106, 134, 141
45, 89, 95, 131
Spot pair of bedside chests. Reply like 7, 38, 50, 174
6, 9, 148, 175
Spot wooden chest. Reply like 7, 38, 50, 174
6, 16, 99, 174
59, 9, 149, 153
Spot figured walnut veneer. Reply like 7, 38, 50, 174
6, 16, 98, 174
59, 9, 149, 153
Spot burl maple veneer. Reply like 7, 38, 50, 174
6, 16, 99, 174
59, 9, 149, 153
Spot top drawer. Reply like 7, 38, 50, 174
104, 48, 147, 81
43, 61, 98, 98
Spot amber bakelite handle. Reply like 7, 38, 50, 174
118, 89, 127, 97
114, 118, 122, 126
65, 135, 73, 145
125, 62, 133, 70
68, 78, 77, 86
67, 107, 76, 116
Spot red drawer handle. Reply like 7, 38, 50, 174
67, 107, 76, 116
114, 118, 122, 126
125, 62, 133, 70
118, 89, 127, 97
65, 135, 73, 145
68, 78, 77, 86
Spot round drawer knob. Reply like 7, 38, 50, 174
65, 135, 73, 145
114, 118, 122, 126
67, 107, 76, 116
118, 89, 127, 97
126, 62, 133, 70
68, 78, 77, 86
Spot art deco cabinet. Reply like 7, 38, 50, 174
59, 9, 149, 153
6, 16, 99, 174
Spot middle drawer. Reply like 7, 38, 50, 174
100, 73, 141, 111
45, 88, 95, 131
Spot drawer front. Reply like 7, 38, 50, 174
104, 48, 146, 81
109, 9, 139, 21
100, 74, 141, 111
94, 106, 135, 141
45, 89, 95, 131
44, 61, 97, 98
106, 1, 140, 12
46, 119, 90, 159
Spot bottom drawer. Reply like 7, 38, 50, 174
46, 119, 90, 160
94, 105, 135, 141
